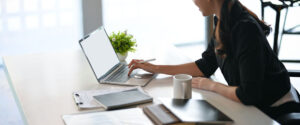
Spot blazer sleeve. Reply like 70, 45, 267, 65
195, 39, 218, 77
233, 21, 266, 105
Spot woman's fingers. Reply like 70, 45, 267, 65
127, 59, 144, 76
192, 83, 199, 88
128, 59, 143, 68
127, 59, 136, 68
192, 78, 199, 88
191, 77, 214, 90
192, 77, 200, 83
128, 64, 138, 76
191, 77, 203, 88
127, 59, 155, 76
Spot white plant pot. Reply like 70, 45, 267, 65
117, 52, 128, 62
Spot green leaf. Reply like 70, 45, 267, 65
109, 30, 137, 54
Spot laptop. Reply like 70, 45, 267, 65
79, 27, 155, 86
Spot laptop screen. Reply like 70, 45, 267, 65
80, 27, 119, 79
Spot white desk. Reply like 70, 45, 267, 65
4, 42, 278, 125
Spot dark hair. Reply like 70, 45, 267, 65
216, 0, 271, 57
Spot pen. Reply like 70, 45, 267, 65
128, 58, 156, 68
137, 58, 156, 64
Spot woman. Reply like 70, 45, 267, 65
128, 0, 300, 122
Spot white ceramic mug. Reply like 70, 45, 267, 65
173, 74, 192, 99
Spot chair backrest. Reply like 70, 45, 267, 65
280, 0, 300, 6
277, 113, 300, 125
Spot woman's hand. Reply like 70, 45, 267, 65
192, 77, 241, 103
192, 77, 216, 91
127, 59, 158, 76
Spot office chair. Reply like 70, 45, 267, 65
260, 0, 300, 77
277, 113, 300, 125
260, 1, 300, 124
275, 90, 300, 125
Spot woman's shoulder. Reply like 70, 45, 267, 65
230, 15, 267, 56
231, 14, 267, 48
231, 15, 261, 34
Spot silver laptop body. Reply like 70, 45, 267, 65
79, 27, 155, 86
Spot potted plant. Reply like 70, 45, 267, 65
109, 30, 137, 62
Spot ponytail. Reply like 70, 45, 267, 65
239, 1, 271, 36
216, 0, 232, 56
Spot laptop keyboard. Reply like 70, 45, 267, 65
106, 64, 130, 82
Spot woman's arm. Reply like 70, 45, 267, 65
156, 62, 204, 76
192, 77, 241, 103
213, 82, 241, 103
127, 60, 204, 77
128, 39, 219, 77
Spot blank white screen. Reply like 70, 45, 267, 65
81, 28, 119, 79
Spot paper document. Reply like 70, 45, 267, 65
63, 108, 153, 125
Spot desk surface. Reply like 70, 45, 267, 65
4, 42, 278, 125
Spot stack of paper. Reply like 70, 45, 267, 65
63, 108, 153, 125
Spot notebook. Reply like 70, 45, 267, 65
93, 88, 153, 110
72, 87, 140, 109
143, 104, 180, 125
161, 98, 234, 124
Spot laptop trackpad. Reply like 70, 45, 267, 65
124, 70, 154, 86
133, 70, 153, 79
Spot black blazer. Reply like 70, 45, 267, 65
195, 2, 291, 108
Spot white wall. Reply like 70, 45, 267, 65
0, 0, 83, 55
102, 0, 205, 45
